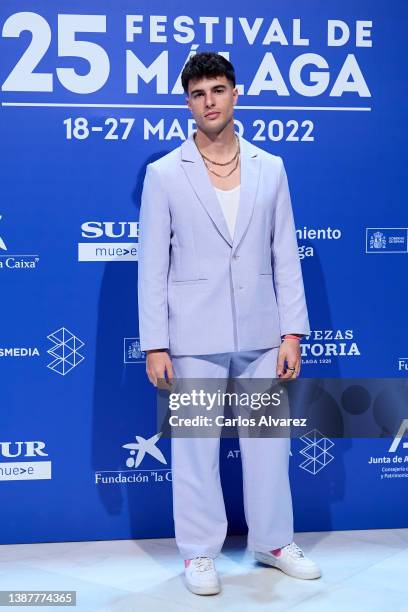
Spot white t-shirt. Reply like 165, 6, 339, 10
214, 184, 241, 240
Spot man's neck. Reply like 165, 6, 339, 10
194, 124, 238, 161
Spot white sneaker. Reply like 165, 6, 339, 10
184, 556, 221, 595
254, 542, 321, 580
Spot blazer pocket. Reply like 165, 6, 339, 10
170, 278, 208, 285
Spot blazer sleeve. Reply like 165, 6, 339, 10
137, 163, 171, 351
272, 156, 311, 337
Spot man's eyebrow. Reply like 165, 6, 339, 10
190, 84, 226, 96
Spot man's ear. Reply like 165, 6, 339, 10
185, 96, 191, 112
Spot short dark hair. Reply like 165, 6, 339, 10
181, 52, 236, 94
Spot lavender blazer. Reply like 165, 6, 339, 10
137, 132, 310, 356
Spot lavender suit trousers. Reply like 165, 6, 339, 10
170, 346, 294, 560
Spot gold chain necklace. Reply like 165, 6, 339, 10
195, 133, 240, 178
204, 154, 240, 178
196, 133, 240, 166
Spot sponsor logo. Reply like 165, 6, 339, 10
95, 432, 171, 486
0, 215, 40, 270
122, 433, 167, 468
299, 429, 334, 475
0, 328, 85, 373
78, 221, 139, 262
0, 440, 51, 481
301, 329, 360, 365
47, 327, 85, 376
368, 420, 408, 480
124, 338, 145, 363
365, 228, 408, 253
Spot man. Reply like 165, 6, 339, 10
137, 52, 321, 595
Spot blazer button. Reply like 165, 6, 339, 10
233, 254, 240, 260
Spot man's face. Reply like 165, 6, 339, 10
186, 75, 238, 136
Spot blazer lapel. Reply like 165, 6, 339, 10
180, 132, 260, 251
181, 133, 233, 246
232, 134, 260, 254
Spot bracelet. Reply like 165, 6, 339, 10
283, 334, 301, 341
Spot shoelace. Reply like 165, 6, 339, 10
193, 556, 214, 572
283, 542, 305, 559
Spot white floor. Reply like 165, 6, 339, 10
1, 529, 407, 611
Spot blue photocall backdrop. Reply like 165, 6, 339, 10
0, 1, 407, 545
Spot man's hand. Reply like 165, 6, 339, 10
277, 338, 301, 379
146, 349, 174, 389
